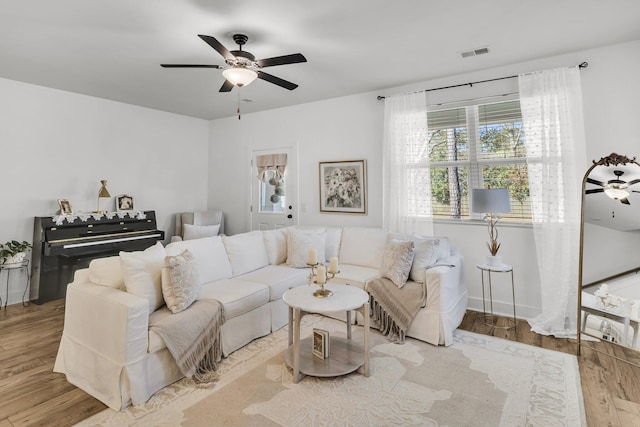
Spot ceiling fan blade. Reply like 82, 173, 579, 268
585, 188, 604, 194
256, 53, 307, 68
198, 35, 235, 61
257, 71, 298, 90
219, 79, 234, 92
161, 64, 222, 68
586, 177, 604, 186
620, 198, 631, 205
627, 178, 640, 186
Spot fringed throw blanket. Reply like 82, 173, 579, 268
149, 299, 225, 383
367, 278, 424, 343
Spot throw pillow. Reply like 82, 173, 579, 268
286, 228, 326, 268
161, 249, 200, 314
409, 238, 440, 284
120, 241, 166, 314
262, 228, 288, 265
381, 240, 415, 288
183, 223, 220, 240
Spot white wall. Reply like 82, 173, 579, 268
209, 39, 640, 319
0, 78, 209, 304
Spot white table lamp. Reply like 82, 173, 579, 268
471, 188, 511, 266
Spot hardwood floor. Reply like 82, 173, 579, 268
1, 301, 639, 426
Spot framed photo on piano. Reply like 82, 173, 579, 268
116, 194, 134, 212
57, 199, 73, 215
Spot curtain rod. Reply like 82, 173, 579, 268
376, 61, 588, 101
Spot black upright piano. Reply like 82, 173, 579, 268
32, 210, 164, 304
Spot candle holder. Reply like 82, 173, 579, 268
307, 263, 340, 298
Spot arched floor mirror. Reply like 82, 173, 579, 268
577, 153, 640, 367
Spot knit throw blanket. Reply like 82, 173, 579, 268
149, 299, 225, 383
367, 278, 424, 343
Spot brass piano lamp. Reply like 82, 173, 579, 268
95, 180, 111, 214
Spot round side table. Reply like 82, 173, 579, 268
282, 284, 370, 383
477, 263, 516, 332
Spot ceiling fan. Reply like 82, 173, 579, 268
586, 169, 640, 204
161, 33, 306, 92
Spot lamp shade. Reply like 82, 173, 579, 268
471, 188, 511, 214
604, 186, 629, 200
222, 67, 258, 87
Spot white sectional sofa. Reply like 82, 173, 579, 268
54, 226, 467, 410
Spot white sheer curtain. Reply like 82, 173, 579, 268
382, 91, 433, 236
519, 67, 587, 337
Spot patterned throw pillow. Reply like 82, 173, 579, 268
381, 240, 415, 288
161, 249, 201, 314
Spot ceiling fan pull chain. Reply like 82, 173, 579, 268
237, 87, 241, 120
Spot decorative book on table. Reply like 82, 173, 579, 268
312, 328, 330, 359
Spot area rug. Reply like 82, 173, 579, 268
77, 315, 586, 426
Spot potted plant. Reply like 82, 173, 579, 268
0, 240, 32, 267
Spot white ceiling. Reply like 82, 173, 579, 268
1, 1, 640, 120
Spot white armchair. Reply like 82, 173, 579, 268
172, 210, 224, 242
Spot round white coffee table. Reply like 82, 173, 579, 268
282, 283, 370, 383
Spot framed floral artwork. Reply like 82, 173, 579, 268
319, 160, 367, 214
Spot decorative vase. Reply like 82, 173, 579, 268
486, 255, 503, 267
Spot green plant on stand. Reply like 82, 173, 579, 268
0, 240, 32, 266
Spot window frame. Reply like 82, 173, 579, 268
425, 95, 536, 223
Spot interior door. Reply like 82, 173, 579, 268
251, 146, 297, 230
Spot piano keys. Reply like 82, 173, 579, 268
31, 210, 164, 304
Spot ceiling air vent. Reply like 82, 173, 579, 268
460, 46, 490, 58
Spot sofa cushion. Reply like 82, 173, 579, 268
161, 249, 200, 314
119, 241, 166, 315
339, 227, 389, 269
166, 236, 232, 284
223, 231, 270, 276
240, 265, 309, 301
88, 256, 124, 289
410, 237, 440, 284
329, 264, 381, 290
183, 223, 220, 240
287, 228, 326, 268
199, 278, 269, 320
262, 228, 288, 265
381, 240, 415, 288
324, 227, 343, 260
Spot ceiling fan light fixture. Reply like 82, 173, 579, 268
604, 186, 629, 200
222, 67, 258, 87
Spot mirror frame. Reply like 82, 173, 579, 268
577, 152, 640, 366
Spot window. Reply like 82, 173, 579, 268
422, 99, 532, 222
259, 169, 286, 213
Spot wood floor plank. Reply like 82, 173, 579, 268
8, 388, 105, 427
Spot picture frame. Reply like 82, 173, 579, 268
57, 199, 73, 215
319, 160, 367, 214
312, 328, 330, 359
116, 194, 134, 212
